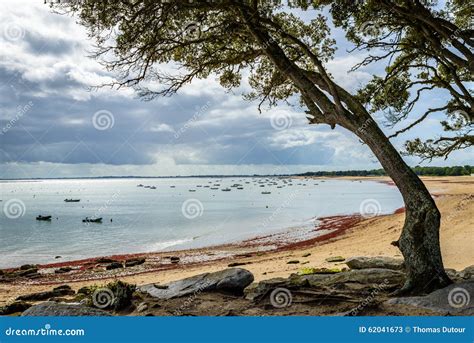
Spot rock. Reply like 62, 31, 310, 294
106, 262, 123, 270
321, 268, 405, 287
55, 267, 72, 274
97, 258, 116, 263
244, 277, 288, 301
228, 262, 251, 267
139, 268, 254, 299
0, 301, 32, 315
137, 302, 148, 313
170, 256, 180, 263
289, 273, 335, 287
287, 260, 300, 264
20, 264, 37, 270
16, 285, 75, 301
124, 258, 146, 268
110, 281, 135, 310
302, 253, 311, 257
77, 286, 92, 295
14, 267, 39, 277
346, 256, 404, 270
22, 302, 110, 316
385, 281, 474, 315
297, 267, 341, 276
325, 256, 345, 262
459, 265, 474, 279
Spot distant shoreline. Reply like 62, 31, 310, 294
1, 165, 471, 181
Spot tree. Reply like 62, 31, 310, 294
63, 0, 453, 294
325, 0, 473, 160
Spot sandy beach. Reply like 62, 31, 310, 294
1, 175, 472, 305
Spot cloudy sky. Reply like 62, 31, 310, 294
0, 0, 471, 179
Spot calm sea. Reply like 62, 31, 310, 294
0, 177, 403, 268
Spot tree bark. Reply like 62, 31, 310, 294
354, 117, 452, 294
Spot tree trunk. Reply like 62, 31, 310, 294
238, 5, 452, 295
354, 117, 452, 294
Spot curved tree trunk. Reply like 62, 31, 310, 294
354, 118, 452, 294
238, 5, 452, 295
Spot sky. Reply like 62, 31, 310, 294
0, 0, 472, 179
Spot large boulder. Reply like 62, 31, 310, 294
139, 268, 254, 300
21, 302, 110, 316
385, 281, 474, 315
346, 256, 404, 270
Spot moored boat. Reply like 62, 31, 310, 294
64, 199, 80, 202
36, 215, 52, 221
82, 217, 103, 223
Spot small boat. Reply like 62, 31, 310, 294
82, 217, 102, 223
210, 187, 219, 190
64, 199, 80, 202
150, 186, 157, 189
237, 187, 244, 190
189, 189, 196, 192
261, 191, 271, 194
36, 215, 52, 221
221, 188, 231, 192
137, 184, 144, 187
170, 185, 176, 188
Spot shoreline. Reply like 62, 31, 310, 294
1, 175, 472, 305
0, 176, 399, 271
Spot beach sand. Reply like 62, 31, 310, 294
1, 176, 472, 305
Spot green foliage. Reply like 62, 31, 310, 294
324, 0, 473, 159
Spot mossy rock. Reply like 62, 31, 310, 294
297, 267, 342, 275
325, 256, 345, 263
